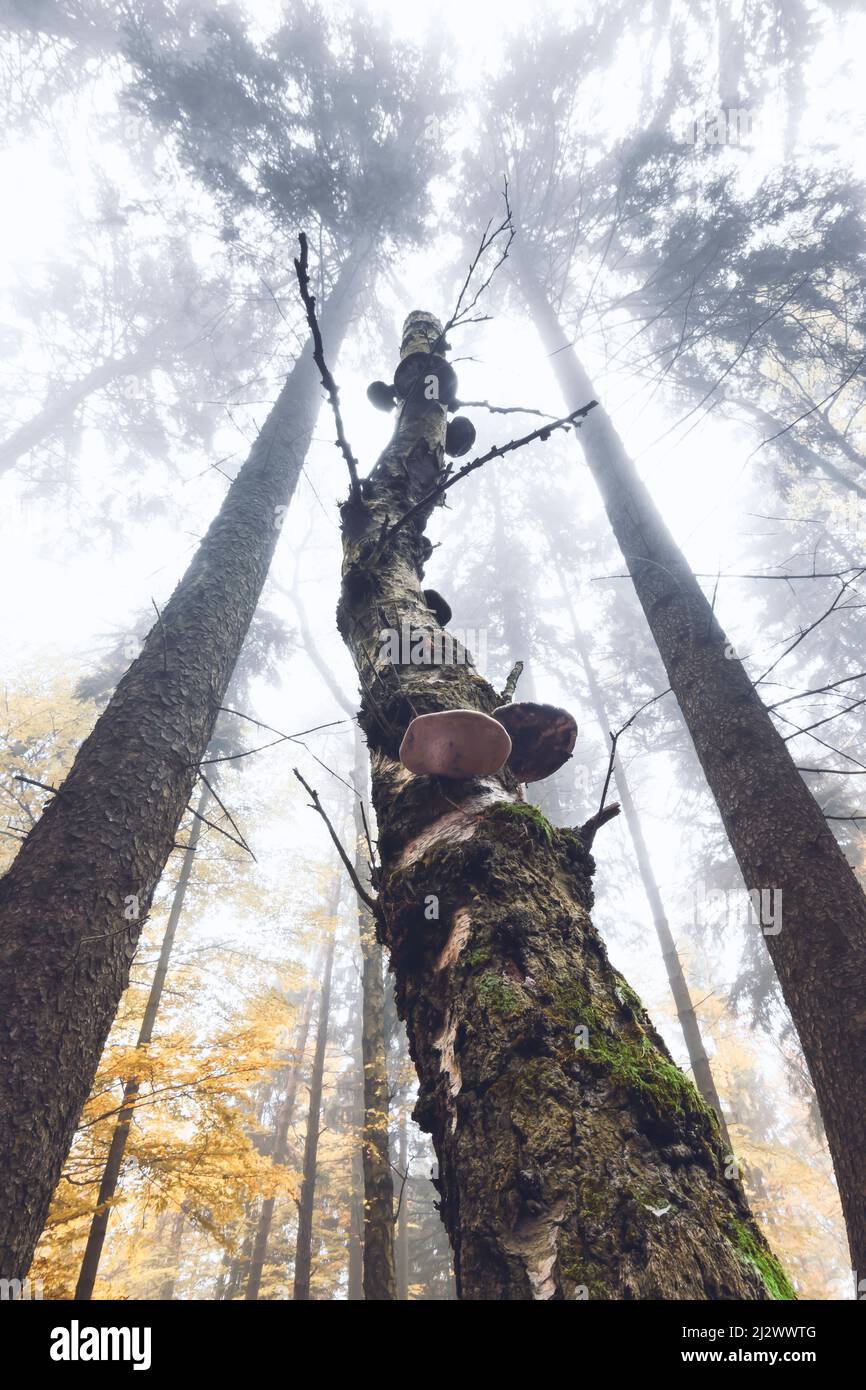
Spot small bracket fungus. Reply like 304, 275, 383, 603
445, 415, 477, 458
400, 710, 512, 779
366, 380, 397, 412
493, 701, 578, 783
422, 588, 453, 626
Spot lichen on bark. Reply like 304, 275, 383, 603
335, 309, 785, 1300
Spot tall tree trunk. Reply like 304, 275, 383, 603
346, 953, 365, 1300
554, 563, 731, 1146
520, 259, 866, 1279
335, 307, 784, 1299
292, 887, 339, 1301
0, 247, 368, 1281
396, 1106, 409, 1300
352, 731, 398, 1300
74, 781, 209, 1300
244, 971, 320, 1301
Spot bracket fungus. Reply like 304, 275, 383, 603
399, 710, 512, 779
366, 379, 397, 412
445, 415, 476, 458
393, 352, 459, 410
493, 701, 578, 783
422, 588, 452, 626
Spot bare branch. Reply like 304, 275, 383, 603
379, 401, 597, 548
294, 232, 361, 499
293, 768, 379, 916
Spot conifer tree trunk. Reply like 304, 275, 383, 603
74, 783, 209, 1300
0, 249, 368, 1281
245, 970, 320, 1300
352, 732, 398, 1300
555, 567, 731, 1146
334, 307, 785, 1300
521, 259, 866, 1279
292, 891, 339, 1301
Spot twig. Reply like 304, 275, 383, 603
379, 401, 597, 548
434, 179, 515, 351
294, 232, 361, 499
456, 399, 560, 422
197, 772, 256, 862
293, 768, 379, 916
13, 775, 59, 795
186, 801, 255, 860
499, 660, 524, 704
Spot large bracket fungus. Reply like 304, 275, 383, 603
399, 709, 512, 779
493, 701, 578, 783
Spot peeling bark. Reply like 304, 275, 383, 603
0, 250, 367, 1280
334, 309, 782, 1299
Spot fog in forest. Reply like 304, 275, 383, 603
1, 0, 865, 1312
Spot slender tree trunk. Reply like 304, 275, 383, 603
396, 1106, 409, 1300
521, 260, 866, 1279
346, 963, 364, 1300
352, 731, 398, 1300
555, 566, 731, 1145
292, 889, 339, 1301
158, 1210, 185, 1300
74, 782, 208, 1300
335, 307, 783, 1299
244, 971, 320, 1300
0, 247, 368, 1281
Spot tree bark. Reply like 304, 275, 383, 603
0, 247, 368, 1281
244, 970, 320, 1300
292, 888, 339, 1301
334, 308, 784, 1299
521, 258, 866, 1281
74, 783, 208, 1300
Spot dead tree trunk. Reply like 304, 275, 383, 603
292, 889, 339, 1301
352, 732, 398, 1300
244, 970, 320, 1300
74, 782, 209, 1300
334, 307, 785, 1299
521, 260, 866, 1279
0, 249, 367, 1281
